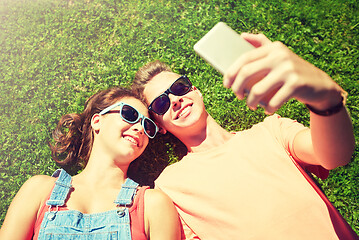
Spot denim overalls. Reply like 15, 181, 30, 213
37, 169, 139, 240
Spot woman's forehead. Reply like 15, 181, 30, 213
118, 97, 149, 117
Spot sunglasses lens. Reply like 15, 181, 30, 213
170, 77, 191, 96
151, 94, 170, 115
143, 119, 157, 138
149, 76, 192, 115
121, 105, 139, 122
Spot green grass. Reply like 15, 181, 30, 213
0, 0, 358, 234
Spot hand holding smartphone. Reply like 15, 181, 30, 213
194, 22, 254, 75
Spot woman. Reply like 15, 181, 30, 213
0, 87, 181, 240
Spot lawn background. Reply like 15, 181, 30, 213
0, 0, 358, 234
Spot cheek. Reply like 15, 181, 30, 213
150, 114, 164, 127
143, 138, 149, 148
159, 114, 173, 128
136, 139, 149, 156
118, 119, 132, 130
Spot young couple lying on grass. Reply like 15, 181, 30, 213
1, 33, 357, 240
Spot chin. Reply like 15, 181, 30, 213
116, 151, 140, 162
181, 112, 202, 126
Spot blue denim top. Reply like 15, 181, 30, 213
37, 169, 139, 240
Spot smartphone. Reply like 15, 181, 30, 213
194, 22, 255, 75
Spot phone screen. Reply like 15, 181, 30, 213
194, 22, 254, 75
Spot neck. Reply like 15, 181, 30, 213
75, 149, 129, 188
177, 114, 233, 153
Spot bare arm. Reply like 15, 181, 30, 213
144, 189, 181, 240
224, 33, 355, 169
293, 106, 355, 169
0, 175, 54, 240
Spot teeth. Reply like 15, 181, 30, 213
178, 105, 190, 118
124, 136, 138, 146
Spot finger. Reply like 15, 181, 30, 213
230, 48, 280, 99
224, 40, 287, 88
245, 65, 288, 110
232, 69, 270, 100
224, 46, 270, 89
240, 33, 272, 48
246, 81, 283, 111
264, 81, 296, 114
249, 68, 297, 114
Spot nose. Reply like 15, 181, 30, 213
131, 119, 144, 135
168, 94, 183, 111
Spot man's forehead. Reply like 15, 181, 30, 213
144, 71, 180, 100
153, 71, 180, 85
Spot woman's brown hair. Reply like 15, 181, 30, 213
50, 87, 143, 168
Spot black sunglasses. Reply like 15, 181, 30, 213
148, 75, 192, 115
99, 102, 158, 139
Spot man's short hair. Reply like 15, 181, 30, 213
132, 60, 172, 97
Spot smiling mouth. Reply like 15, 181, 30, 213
123, 135, 139, 147
175, 104, 192, 120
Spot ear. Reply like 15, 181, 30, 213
91, 114, 101, 133
192, 86, 203, 98
153, 119, 167, 134
159, 127, 167, 134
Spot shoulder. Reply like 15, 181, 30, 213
0, 174, 55, 238
261, 114, 304, 128
256, 114, 285, 129
254, 114, 306, 138
16, 175, 56, 204
5, 174, 55, 208
26, 174, 55, 184
144, 189, 177, 217
144, 189, 173, 208
18, 175, 56, 205
154, 164, 178, 186
22, 175, 55, 192
143, 189, 180, 239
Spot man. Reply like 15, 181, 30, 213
132, 33, 357, 239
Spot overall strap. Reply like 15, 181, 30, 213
46, 169, 72, 207
114, 178, 139, 206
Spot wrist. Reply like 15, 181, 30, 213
306, 91, 347, 116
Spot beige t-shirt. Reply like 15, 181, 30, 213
155, 115, 356, 240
